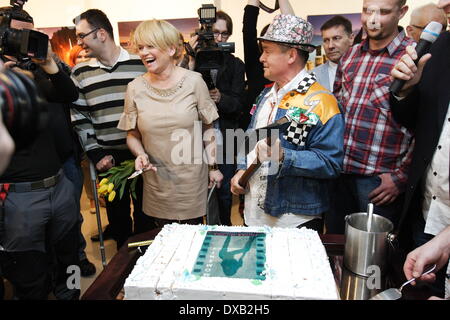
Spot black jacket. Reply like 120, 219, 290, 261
242, 5, 272, 129
35, 62, 81, 164
214, 52, 246, 132
390, 31, 450, 246
0, 64, 79, 182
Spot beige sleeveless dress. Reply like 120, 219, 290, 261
118, 70, 219, 220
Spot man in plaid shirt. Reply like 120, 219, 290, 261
329, 0, 415, 234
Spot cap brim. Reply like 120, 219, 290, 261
258, 38, 317, 53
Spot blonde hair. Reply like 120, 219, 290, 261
131, 19, 183, 61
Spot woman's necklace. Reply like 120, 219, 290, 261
143, 71, 185, 97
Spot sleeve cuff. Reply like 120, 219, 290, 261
199, 101, 219, 125
277, 148, 293, 178
117, 112, 137, 131
87, 148, 108, 166
391, 172, 407, 193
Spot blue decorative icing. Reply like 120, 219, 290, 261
191, 231, 267, 281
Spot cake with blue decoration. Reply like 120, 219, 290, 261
124, 224, 338, 300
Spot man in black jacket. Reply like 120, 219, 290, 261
390, 0, 450, 298
242, 0, 295, 129
187, 10, 246, 226
0, 6, 80, 300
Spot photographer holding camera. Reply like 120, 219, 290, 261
0, 3, 80, 300
185, 7, 246, 226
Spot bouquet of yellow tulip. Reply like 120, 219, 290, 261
97, 160, 138, 202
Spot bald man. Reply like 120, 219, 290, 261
407, 2, 447, 42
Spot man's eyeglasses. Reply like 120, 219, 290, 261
410, 24, 425, 30
410, 24, 447, 32
213, 31, 230, 39
76, 28, 99, 40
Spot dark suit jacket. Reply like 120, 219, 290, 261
390, 31, 450, 247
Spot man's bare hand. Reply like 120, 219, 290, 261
209, 88, 222, 104
403, 226, 450, 286
256, 138, 283, 163
231, 170, 247, 195
390, 45, 432, 97
37, 41, 59, 75
189, 34, 199, 52
96, 155, 115, 172
368, 173, 400, 206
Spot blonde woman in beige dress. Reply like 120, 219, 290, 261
118, 20, 223, 229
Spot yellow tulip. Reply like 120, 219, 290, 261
108, 190, 116, 202
99, 178, 109, 186
107, 183, 114, 193
98, 184, 108, 194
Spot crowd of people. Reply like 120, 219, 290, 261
0, 0, 448, 300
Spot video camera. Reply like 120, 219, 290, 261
0, 0, 49, 71
0, 64, 47, 150
193, 4, 235, 90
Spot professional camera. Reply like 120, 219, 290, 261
193, 4, 235, 89
0, 0, 49, 71
0, 67, 47, 149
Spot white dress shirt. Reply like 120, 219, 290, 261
327, 61, 338, 91
422, 103, 450, 236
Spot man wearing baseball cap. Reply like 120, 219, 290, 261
231, 14, 344, 232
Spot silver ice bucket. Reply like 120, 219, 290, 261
344, 212, 395, 277
340, 267, 386, 300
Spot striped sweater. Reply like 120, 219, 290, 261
71, 47, 146, 163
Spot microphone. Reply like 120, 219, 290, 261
390, 21, 443, 95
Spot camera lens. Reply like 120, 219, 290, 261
0, 68, 47, 149
1, 28, 49, 61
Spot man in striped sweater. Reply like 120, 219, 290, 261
71, 9, 148, 249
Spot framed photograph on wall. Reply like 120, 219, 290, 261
118, 18, 198, 50
38, 26, 77, 66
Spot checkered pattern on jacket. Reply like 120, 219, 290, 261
284, 123, 313, 146
282, 73, 317, 146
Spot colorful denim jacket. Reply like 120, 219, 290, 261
237, 73, 344, 216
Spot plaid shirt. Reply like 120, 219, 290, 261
333, 30, 414, 190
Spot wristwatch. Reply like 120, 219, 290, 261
259, 0, 279, 13
208, 163, 219, 171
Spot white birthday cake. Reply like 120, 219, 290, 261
124, 224, 339, 300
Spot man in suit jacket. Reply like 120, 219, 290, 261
312, 15, 354, 91
390, 0, 450, 297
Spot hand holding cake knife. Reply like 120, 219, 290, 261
129, 153, 158, 179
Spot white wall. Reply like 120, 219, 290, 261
0, 0, 88, 27
0, 0, 437, 60
82, 0, 208, 41
0, 0, 207, 41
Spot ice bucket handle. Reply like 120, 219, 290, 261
387, 233, 396, 249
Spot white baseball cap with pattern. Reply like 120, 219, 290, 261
258, 14, 316, 53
